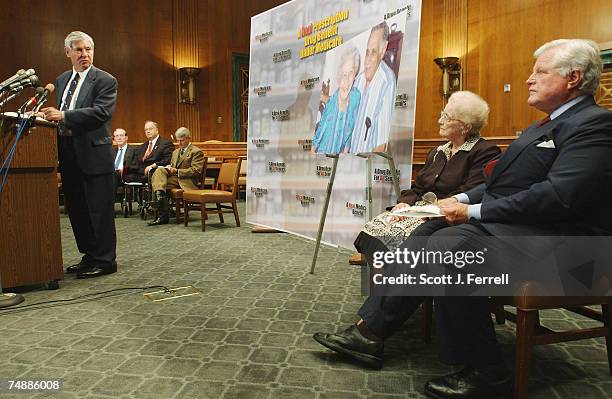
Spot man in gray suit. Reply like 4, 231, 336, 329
42, 31, 118, 279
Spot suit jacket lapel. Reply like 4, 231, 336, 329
55, 73, 71, 106
176, 144, 192, 168
75, 67, 96, 109
488, 97, 595, 183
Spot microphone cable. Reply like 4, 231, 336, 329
0, 114, 31, 194
0, 285, 171, 315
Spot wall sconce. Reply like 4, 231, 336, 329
178, 67, 201, 104
434, 57, 462, 103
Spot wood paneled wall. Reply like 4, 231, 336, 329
1, 0, 610, 143
0, 0, 283, 144
415, 0, 612, 139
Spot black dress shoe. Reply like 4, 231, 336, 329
65, 262, 93, 274
76, 262, 117, 279
424, 365, 513, 399
313, 325, 383, 369
148, 216, 169, 226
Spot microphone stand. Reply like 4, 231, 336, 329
0, 273, 25, 308
0, 92, 18, 108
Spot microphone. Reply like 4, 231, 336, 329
0, 68, 35, 92
422, 192, 438, 205
32, 83, 55, 113
364, 117, 372, 141
22, 87, 45, 109
0, 69, 25, 87
8, 75, 39, 93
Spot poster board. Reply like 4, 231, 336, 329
247, 0, 422, 249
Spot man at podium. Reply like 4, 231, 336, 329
42, 31, 118, 279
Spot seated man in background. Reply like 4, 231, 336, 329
132, 120, 174, 182
148, 127, 204, 225
112, 128, 139, 189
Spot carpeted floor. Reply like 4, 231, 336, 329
0, 201, 610, 398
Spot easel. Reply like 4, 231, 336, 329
309, 148, 401, 274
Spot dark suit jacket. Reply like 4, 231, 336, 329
399, 138, 500, 205
465, 96, 612, 235
113, 145, 138, 171
135, 136, 174, 176
56, 66, 117, 175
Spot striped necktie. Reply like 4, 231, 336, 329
61, 73, 81, 111
58, 73, 81, 136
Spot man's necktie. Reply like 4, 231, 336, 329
484, 159, 498, 177
536, 115, 551, 128
175, 148, 185, 168
61, 73, 81, 111
58, 73, 81, 136
143, 142, 153, 160
114, 147, 123, 170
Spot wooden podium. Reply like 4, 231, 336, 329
0, 113, 63, 289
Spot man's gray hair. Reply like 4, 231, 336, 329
175, 127, 191, 138
371, 21, 390, 50
338, 45, 361, 78
448, 91, 490, 139
534, 39, 602, 95
144, 120, 158, 129
113, 128, 127, 136
64, 31, 95, 49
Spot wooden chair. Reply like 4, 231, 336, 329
182, 158, 242, 231
237, 157, 247, 198
422, 292, 612, 399
496, 294, 611, 399
168, 156, 208, 224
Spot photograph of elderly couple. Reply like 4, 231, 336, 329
312, 20, 403, 155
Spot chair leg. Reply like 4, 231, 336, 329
232, 200, 240, 227
603, 303, 612, 376
175, 198, 181, 224
128, 188, 133, 215
201, 202, 207, 232
515, 308, 537, 399
493, 302, 506, 325
217, 203, 224, 223
422, 297, 433, 343
184, 201, 189, 226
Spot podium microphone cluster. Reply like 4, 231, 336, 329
0, 68, 37, 93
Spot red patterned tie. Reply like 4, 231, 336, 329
142, 142, 153, 160
536, 115, 551, 128
484, 159, 498, 177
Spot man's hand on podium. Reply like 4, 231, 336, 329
41, 107, 63, 121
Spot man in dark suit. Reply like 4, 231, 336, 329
134, 120, 174, 182
112, 128, 139, 188
423, 39, 612, 398
42, 31, 118, 278
312, 38, 612, 398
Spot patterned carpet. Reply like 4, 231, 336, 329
0, 201, 610, 398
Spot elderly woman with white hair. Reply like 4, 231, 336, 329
313, 91, 500, 369
312, 44, 361, 154
357, 90, 501, 251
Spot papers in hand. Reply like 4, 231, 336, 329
391, 204, 444, 218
